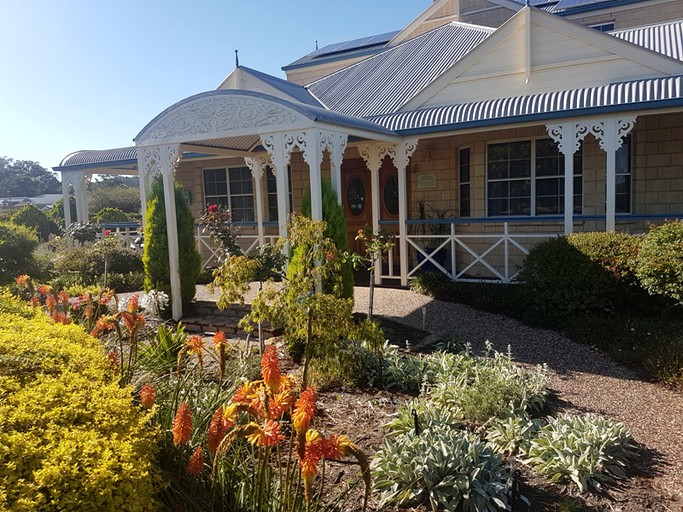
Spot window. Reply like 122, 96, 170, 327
615, 135, 632, 214
203, 166, 254, 222
486, 139, 582, 216
459, 147, 471, 217
590, 22, 615, 32
266, 166, 293, 222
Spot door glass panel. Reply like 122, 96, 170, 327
346, 178, 365, 216
383, 175, 399, 216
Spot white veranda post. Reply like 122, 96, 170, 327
140, 145, 183, 321
395, 140, 418, 287
60, 170, 90, 247
244, 155, 271, 246
358, 142, 396, 285
546, 122, 582, 234
261, 133, 291, 241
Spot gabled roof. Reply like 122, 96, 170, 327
221, 66, 323, 107
610, 20, 683, 62
369, 74, 683, 133
306, 22, 494, 118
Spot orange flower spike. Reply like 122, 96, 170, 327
207, 403, 238, 455
45, 294, 57, 312
269, 388, 295, 419
15, 274, 30, 286
292, 386, 317, 435
139, 384, 155, 409
50, 311, 69, 325
172, 401, 193, 446
29, 296, 40, 308
186, 447, 205, 476
37, 285, 51, 296
212, 331, 227, 349
246, 420, 285, 447
301, 429, 324, 504
127, 294, 139, 314
186, 335, 204, 355
58, 291, 70, 307
261, 345, 281, 393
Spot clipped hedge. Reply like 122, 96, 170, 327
94, 207, 129, 224
519, 232, 642, 322
0, 294, 160, 511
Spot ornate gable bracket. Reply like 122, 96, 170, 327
357, 142, 397, 172
61, 170, 90, 194
244, 154, 272, 178
320, 131, 348, 170
139, 145, 181, 178
394, 139, 419, 171
547, 116, 636, 155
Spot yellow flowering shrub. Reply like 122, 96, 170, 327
0, 294, 160, 511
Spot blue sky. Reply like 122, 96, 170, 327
0, 0, 431, 171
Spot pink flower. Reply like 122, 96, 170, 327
208, 204, 218, 213
104, 229, 111, 236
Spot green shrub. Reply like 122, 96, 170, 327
0, 294, 160, 510
372, 425, 514, 511
519, 232, 642, 322
385, 398, 463, 438
143, 177, 201, 309
486, 414, 541, 456
298, 179, 354, 299
0, 221, 39, 283
105, 271, 145, 292
636, 220, 683, 304
53, 237, 143, 286
525, 413, 638, 492
10, 204, 57, 241
409, 270, 457, 300
94, 207, 129, 224
425, 345, 548, 426
48, 196, 77, 225
89, 185, 141, 215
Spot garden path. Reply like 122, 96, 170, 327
194, 284, 683, 503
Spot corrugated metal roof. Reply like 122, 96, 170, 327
237, 67, 323, 106
369, 75, 683, 132
59, 147, 138, 166
610, 20, 683, 62
306, 23, 493, 118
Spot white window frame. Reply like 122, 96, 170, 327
458, 146, 471, 218
485, 137, 583, 217
202, 166, 255, 222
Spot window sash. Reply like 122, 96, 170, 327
486, 139, 583, 216
459, 147, 471, 217
203, 167, 255, 222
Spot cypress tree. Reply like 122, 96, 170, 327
297, 180, 355, 300
143, 176, 201, 309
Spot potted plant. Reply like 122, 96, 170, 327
413, 200, 451, 272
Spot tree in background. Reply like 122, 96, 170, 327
143, 176, 201, 310
10, 204, 58, 241
89, 186, 141, 216
0, 222, 39, 283
0, 157, 60, 197
48, 197, 77, 225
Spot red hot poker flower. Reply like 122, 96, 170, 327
212, 331, 227, 349
172, 401, 193, 446
261, 345, 281, 393
186, 446, 205, 476
292, 386, 317, 435
139, 384, 155, 409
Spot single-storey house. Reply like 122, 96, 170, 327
54, 0, 683, 319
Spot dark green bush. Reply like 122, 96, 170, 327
518, 232, 642, 323
48, 197, 77, 225
89, 185, 140, 214
0, 221, 39, 283
143, 177, 201, 309
94, 207, 129, 224
637, 220, 683, 304
298, 180, 354, 299
10, 204, 57, 241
